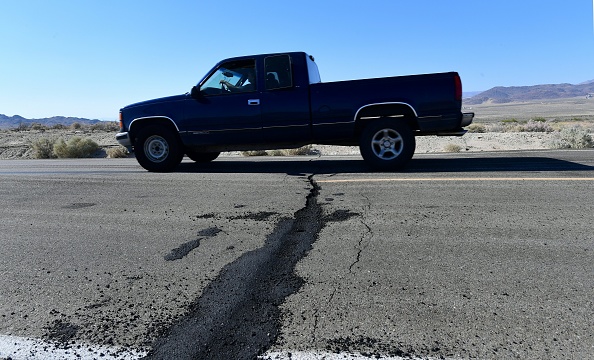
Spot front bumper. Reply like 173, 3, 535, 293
116, 132, 132, 147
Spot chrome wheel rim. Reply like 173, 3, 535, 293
370, 128, 403, 160
144, 135, 169, 163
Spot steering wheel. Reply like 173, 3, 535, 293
221, 81, 229, 92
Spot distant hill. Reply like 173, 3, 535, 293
466, 80, 594, 104
0, 114, 103, 130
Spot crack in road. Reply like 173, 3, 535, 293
145, 175, 322, 360
348, 194, 373, 274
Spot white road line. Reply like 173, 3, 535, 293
0, 335, 147, 360
260, 351, 442, 360
317, 177, 594, 183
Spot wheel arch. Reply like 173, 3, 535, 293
129, 116, 180, 145
354, 102, 419, 138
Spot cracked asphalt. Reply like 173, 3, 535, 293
1, 151, 594, 359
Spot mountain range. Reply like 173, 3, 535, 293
466, 80, 594, 104
0, 114, 102, 130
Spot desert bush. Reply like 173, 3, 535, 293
12, 122, 30, 131
241, 150, 268, 156
486, 120, 553, 133
53, 137, 99, 158
257, 146, 316, 156
70, 122, 82, 130
285, 145, 314, 156
30, 123, 48, 131
106, 146, 129, 158
31, 138, 57, 159
485, 123, 506, 132
467, 123, 486, 133
52, 124, 68, 130
520, 120, 553, 133
90, 121, 119, 132
443, 143, 462, 152
549, 126, 593, 149
268, 150, 284, 156
501, 118, 520, 124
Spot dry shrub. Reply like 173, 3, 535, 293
106, 146, 129, 158
467, 123, 486, 133
521, 120, 553, 133
53, 137, 99, 158
487, 119, 553, 133
90, 122, 119, 132
443, 143, 462, 152
30, 123, 48, 131
268, 150, 284, 156
550, 126, 593, 149
249, 146, 316, 157
285, 145, 314, 155
31, 138, 57, 159
241, 150, 268, 156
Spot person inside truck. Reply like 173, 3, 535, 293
220, 69, 256, 92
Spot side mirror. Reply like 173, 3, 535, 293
190, 85, 202, 99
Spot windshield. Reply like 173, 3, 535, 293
199, 59, 256, 95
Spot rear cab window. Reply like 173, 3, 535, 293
265, 55, 293, 90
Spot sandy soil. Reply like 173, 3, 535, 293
0, 129, 568, 160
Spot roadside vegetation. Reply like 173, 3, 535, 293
443, 143, 463, 152
241, 145, 317, 157
53, 137, 99, 158
106, 146, 130, 158
12, 121, 119, 132
3, 117, 593, 160
31, 136, 100, 158
467, 117, 593, 149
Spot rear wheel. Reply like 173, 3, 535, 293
186, 150, 220, 163
134, 125, 183, 172
359, 119, 415, 171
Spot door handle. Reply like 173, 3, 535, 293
248, 99, 260, 106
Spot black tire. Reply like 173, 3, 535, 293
134, 125, 183, 172
359, 119, 415, 171
186, 150, 220, 163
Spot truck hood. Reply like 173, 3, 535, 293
121, 94, 187, 110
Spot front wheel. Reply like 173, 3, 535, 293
134, 125, 183, 172
359, 120, 415, 171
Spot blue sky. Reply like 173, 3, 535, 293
1, 0, 593, 120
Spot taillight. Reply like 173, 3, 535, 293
454, 74, 462, 101
119, 112, 124, 130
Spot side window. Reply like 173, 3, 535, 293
200, 59, 256, 95
265, 55, 292, 90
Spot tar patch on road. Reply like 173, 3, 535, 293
165, 227, 224, 261
197, 226, 223, 237
43, 319, 80, 345
323, 209, 360, 222
146, 176, 322, 360
229, 211, 279, 221
164, 239, 202, 261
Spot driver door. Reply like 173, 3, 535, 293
180, 59, 262, 146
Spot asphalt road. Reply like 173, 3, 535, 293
0, 150, 593, 359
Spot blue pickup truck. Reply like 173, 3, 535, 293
117, 51, 473, 172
